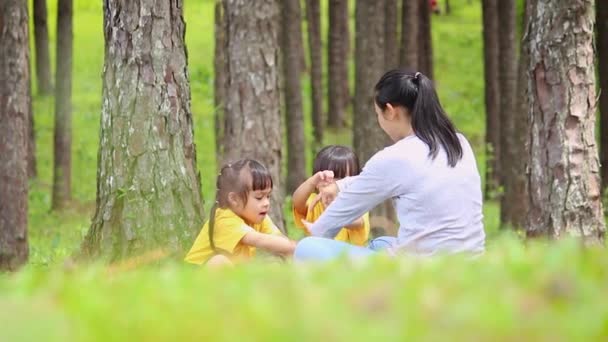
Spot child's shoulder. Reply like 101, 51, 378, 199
214, 208, 245, 225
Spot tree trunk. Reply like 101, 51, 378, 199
598, 0, 608, 192
482, 0, 500, 199
52, 0, 73, 210
400, 0, 419, 69
282, 0, 307, 193
497, 0, 517, 228
418, 0, 433, 79
354, 0, 397, 237
305, 0, 323, 146
445, 0, 451, 15
82, 0, 205, 260
384, 0, 399, 69
0, 0, 30, 271
501, 0, 531, 229
33, 0, 52, 95
526, 0, 605, 243
223, 0, 285, 232
27, 58, 37, 179
213, 0, 227, 163
327, 0, 348, 128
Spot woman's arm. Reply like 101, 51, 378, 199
241, 231, 297, 256
343, 216, 365, 229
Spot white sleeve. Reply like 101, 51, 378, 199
309, 155, 406, 238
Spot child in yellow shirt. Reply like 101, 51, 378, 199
185, 159, 296, 266
292, 145, 370, 246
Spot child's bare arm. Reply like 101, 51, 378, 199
241, 231, 297, 256
292, 171, 334, 217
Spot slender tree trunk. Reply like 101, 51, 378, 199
82, 0, 205, 260
213, 0, 227, 163
384, 0, 399, 69
27, 57, 37, 179
498, 0, 517, 227
33, 0, 52, 95
327, 0, 348, 128
223, 0, 285, 232
482, 0, 500, 199
52, 0, 73, 210
445, 0, 451, 15
418, 0, 433, 78
0, 0, 30, 271
400, 0, 419, 69
598, 0, 608, 191
282, 0, 307, 193
305, 0, 323, 146
526, 0, 605, 243
354, 0, 397, 237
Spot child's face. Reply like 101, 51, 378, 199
231, 187, 272, 224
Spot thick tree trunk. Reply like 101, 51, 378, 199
0, 0, 30, 271
354, 0, 397, 237
223, 0, 285, 232
498, 0, 517, 227
327, 0, 348, 128
33, 0, 52, 95
418, 0, 433, 78
82, 0, 205, 260
526, 0, 605, 243
282, 0, 307, 193
482, 0, 500, 199
501, 0, 531, 230
305, 0, 323, 145
52, 0, 73, 210
598, 0, 608, 191
400, 0, 419, 69
213, 0, 227, 163
384, 0, 399, 69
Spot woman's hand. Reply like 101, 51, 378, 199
313, 170, 334, 188
308, 181, 339, 211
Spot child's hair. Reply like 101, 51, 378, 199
374, 69, 463, 167
313, 145, 360, 179
209, 159, 273, 252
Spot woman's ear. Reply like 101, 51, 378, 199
385, 103, 398, 120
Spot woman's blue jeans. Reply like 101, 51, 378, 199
294, 236, 397, 262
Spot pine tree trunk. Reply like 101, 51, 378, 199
498, 0, 517, 228
52, 0, 73, 210
482, 0, 500, 199
282, 0, 307, 193
418, 0, 433, 78
305, 0, 323, 145
213, 0, 227, 163
400, 0, 419, 69
526, 0, 605, 243
384, 0, 399, 69
223, 0, 285, 232
33, 0, 52, 95
598, 0, 608, 192
0, 0, 30, 271
27, 59, 37, 179
82, 0, 205, 260
445, 0, 451, 15
327, 0, 348, 128
354, 0, 397, 237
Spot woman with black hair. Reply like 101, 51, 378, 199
295, 70, 485, 260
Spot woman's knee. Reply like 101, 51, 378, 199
294, 237, 333, 261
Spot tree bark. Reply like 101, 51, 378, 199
400, 0, 419, 69
27, 58, 37, 179
282, 0, 307, 193
223, 0, 285, 232
384, 0, 399, 69
418, 0, 433, 79
0, 0, 30, 271
52, 0, 73, 210
482, 0, 500, 199
213, 0, 227, 163
598, 0, 608, 192
354, 0, 397, 237
498, 0, 517, 227
33, 0, 52, 95
82, 0, 205, 260
526, 0, 605, 243
305, 0, 323, 145
327, 0, 348, 128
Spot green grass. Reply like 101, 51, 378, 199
13, 0, 608, 339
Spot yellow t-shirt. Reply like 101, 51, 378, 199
292, 194, 370, 246
185, 208, 284, 265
